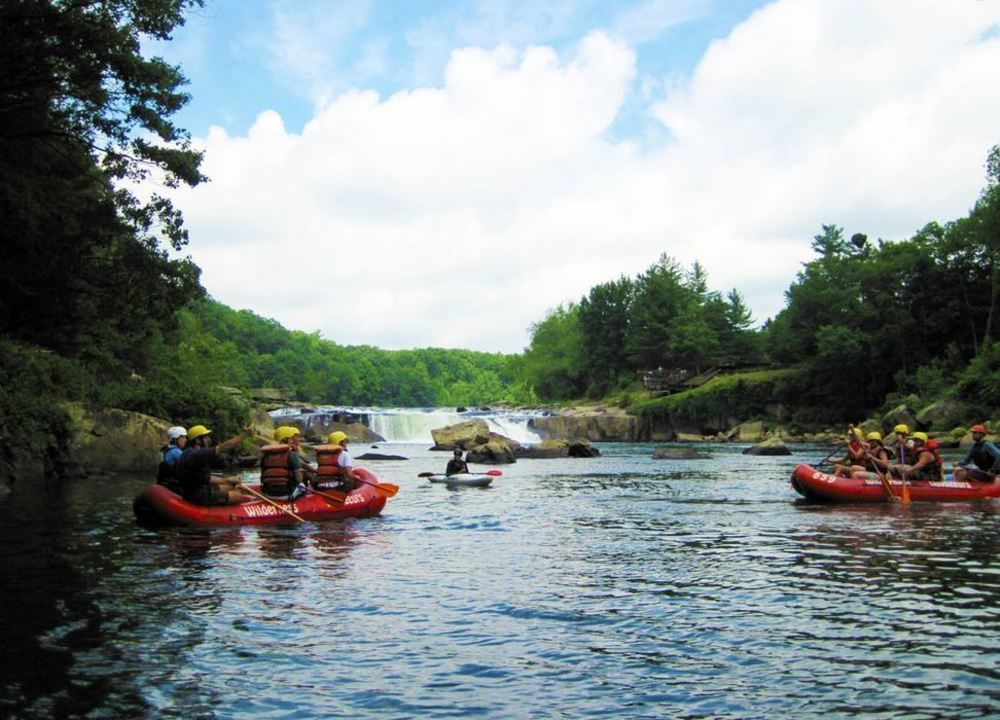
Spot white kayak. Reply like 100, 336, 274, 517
427, 474, 494, 488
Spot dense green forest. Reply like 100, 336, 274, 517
1, 1, 997, 465
518, 163, 1000, 425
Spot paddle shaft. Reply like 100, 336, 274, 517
418, 470, 503, 478
308, 487, 346, 504
866, 451, 899, 502
237, 483, 306, 522
898, 444, 911, 505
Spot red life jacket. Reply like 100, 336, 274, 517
313, 444, 345, 483
260, 444, 293, 495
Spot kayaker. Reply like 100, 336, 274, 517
889, 432, 941, 481
953, 424, 1000, 482
156, 426, 187, 493
446, 448, 469, 476
314, 431, 360, 491
176, 424, 252, 505
833, 427, 867, 477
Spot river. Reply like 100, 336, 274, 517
0, 442, 997, 719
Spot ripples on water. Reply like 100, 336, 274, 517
0, 444, 997, 719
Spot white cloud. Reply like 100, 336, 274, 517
171, 0, 1000, 353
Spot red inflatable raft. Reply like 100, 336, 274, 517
133, 468, 388, 526
790, 463, 1000, 503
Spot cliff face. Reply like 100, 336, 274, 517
530, 408, 640, 442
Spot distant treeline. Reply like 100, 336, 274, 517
517, 152, 999, 425
0, 2, 996, 464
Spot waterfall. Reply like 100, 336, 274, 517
270, 406, 545, 444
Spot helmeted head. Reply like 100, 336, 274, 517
167, 426, 187, 442
453, 448, 463, 457
274, 426, 300, 444
187, 425, 211, 444
866, 431, 882, 443
328, 431, 348, 446
849, 427, 864, 440
970, 424, 987, 436
893, 424, 909, 436
911, 432, 928, 445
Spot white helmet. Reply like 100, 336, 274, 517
167, 426, 188, 441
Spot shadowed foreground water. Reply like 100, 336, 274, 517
1, 443, 997, 719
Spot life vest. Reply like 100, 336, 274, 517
260, 444, 294, 496
864, 444, 889, 472
910, 442, 942, 481
847, 439, 867, 463
313, 444, 345, 484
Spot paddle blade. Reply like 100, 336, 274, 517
901, 482, 911, 505
373, 482, 399, 498
417, 472, 436, 478
485, 470, 503, 476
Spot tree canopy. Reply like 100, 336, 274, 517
0, 0, 205, 374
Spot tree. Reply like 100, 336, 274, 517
0, 0, 205, 373
578, 276, 634, 394
516, 304, 586, 400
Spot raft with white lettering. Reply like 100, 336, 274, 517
789, 463, 1000, 503
133, 468, 388, 526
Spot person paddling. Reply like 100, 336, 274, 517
851, 431, 890, 480
156, 425, 187, 493
313, 431, 360, 491
833, 427, 867, 477
446, 448, 469, 476
953, 424, 1000, 482
889, 432, 941, 481
176, 424, 252, 506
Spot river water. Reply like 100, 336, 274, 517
1, 443, 997, 719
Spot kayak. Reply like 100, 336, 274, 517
790, 463, 1000, 503
133, 468, 388, 526
428, 474, 494, 488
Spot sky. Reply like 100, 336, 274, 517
154, 0, 1000, 354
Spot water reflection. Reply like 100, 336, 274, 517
1, 449, 997, 718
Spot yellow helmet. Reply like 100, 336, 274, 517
187, 425, 211, 441
327, 431, 348, 445
866, 431, 882, 442
849, 427, 864, 439
274, 426, 300, 443
893, 424, 909, 435
911, 431, 928, 443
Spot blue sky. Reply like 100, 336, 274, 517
154, 0, 1000, 353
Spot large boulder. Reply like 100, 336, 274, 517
290, 417, 382, 444
727, 421, 766, 442
530, 407, 639, 441
431, 420, 491, 450
517, 439, 570, 459
915, 399, 971, 431
466, 436, 518, 464
653, 447, 711, 460
517, 438, 600, 458
741, 438, 792, 456
882, 404, 918, 433
62, 403, 167, 475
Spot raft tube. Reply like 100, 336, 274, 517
133, 467, 388, 526
790, 463, 1000, 503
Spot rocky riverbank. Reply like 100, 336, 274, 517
1, 394, 991, 485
